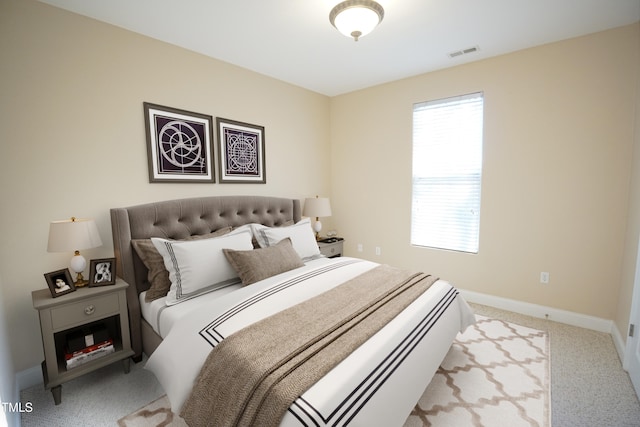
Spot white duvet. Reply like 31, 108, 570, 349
145, 257, 475, 426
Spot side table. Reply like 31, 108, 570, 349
31, 278, 134, 404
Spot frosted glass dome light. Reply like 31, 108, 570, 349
329, 0, 385, 42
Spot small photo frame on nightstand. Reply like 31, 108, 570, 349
88, 258, 116, 287
44, 269, 76, 298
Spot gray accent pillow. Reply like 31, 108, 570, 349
223, 238, 304, 286
132, 226, 233, 302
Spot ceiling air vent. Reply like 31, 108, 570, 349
449, 46, 479, 59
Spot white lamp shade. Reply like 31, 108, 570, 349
303, 198, 332, 218
47, 218, 103, 253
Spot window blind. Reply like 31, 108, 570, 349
411, 92, 484, 253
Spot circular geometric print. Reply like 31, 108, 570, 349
158, 121, 202, 168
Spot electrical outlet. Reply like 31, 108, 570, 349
357, 243, 363, 252
375, 247, 381, 256
540, 272, 550, 284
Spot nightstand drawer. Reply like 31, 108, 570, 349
318, 239, 344, 258
321, 244, 340, 257
50, 293, 119, 330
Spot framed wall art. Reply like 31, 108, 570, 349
143, 102, 215, 183
44, 268, 76, 298
216, 118, 266, 183
88, 257, 116, 287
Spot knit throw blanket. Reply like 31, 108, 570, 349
180, 265, 438, 427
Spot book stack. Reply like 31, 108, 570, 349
65, 338, 114, 369
64, 324, 114, 369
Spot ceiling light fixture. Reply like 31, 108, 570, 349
329, 0, 384, 42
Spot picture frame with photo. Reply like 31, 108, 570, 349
44, 269, 76, 298
88, 257, 116, 287
216, 118, 266, 183
143, 102, 215, 183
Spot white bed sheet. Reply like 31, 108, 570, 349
140, 284, 242, 339
145, 257, 475, 426
139, 257, 331, 338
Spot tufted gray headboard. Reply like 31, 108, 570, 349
110, 195, 301, 360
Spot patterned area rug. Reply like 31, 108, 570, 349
118, 316, 550, 427
117, 395, 186, 427
404, 315, 550, 427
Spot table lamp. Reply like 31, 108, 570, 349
303, 196, 332, 240
47, 217, 103, 287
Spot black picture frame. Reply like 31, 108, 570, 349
216, 117, 266, 183
143, 102, 215, 183
88, 257, 116, 287
44, 268, 76, 298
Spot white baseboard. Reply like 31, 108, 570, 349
7, 366, 42, 427
459, 289, 628, 362
611, 323, 627, 365
16, 365, 42, 391
460, 289, 613, 332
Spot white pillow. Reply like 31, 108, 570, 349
151, 230, 253, 305
252, 218, 321, 261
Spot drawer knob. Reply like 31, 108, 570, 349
84, 305, 95, 315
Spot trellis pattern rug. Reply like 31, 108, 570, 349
118, 316, 550, 427
404, 315, 550, 427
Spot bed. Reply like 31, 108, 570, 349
110, 195, 475, 426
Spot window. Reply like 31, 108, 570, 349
411, 92, 484, 253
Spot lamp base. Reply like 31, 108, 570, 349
70, 251, 88, 287
313, 218, 323, 241
73, 272, 89, 287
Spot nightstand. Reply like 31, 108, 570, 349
318, 238, 344, 258
31, 278, 134, 405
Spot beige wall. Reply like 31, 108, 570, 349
330, 25, 639, 323
2, 0, 639, 374
0, 0, 331, 372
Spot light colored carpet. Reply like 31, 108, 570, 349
20, 303, 640, 426
472, 304, 640, 427
20, 357, 165, 427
